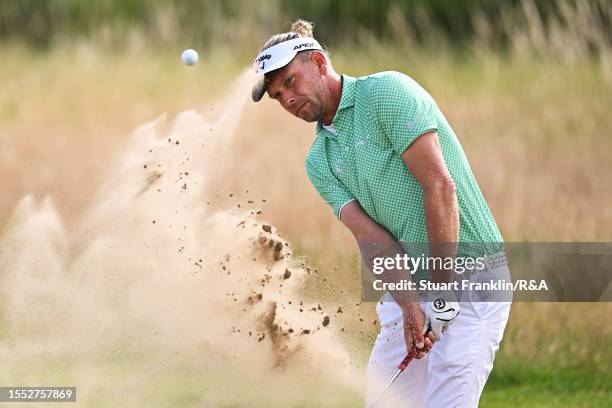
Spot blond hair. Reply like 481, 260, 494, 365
259, 19, 316, 52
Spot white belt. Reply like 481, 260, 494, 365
482, 251, 508, 270
461, 251, 508, 280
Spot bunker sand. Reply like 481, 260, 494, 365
0, 71, 363, 407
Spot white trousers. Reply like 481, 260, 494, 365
366, 265, 512, 408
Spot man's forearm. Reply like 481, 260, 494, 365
358, 238, 419, 309
340, 200, 422, 310
423, 180, 459, 283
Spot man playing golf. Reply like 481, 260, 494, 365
252, 20, 511, 407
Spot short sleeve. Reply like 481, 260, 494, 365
305, 158, 355, 219
371, 72, 438, 154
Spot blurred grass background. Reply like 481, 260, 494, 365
1, 0, 611, 406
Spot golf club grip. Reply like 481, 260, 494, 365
398, 327, 433, 371
398, 355, 414, 371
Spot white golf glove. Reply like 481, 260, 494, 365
423, 290, 460, 339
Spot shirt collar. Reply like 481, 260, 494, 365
317, 74, 356, 136
337, 74, 356, 111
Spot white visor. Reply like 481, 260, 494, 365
253, 37, 323, 75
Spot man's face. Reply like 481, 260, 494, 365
265, 52, 327, 122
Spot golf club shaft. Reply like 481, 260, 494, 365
367, 368, 402, 408
368, 327, 432, 407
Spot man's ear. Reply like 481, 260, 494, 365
310, 51, 328, 75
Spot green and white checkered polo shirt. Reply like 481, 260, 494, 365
305, 71, 502, 248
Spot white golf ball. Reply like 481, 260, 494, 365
181, 49, 198, 66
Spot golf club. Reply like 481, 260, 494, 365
368, 326, 432, 408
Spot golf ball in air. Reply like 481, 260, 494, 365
181, 49, 199, 66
